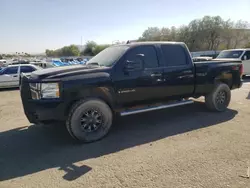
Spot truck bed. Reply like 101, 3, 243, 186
194, 60, 242, 95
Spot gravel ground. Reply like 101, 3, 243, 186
0, 81, 250, 188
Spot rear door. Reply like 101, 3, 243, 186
242, 50, 250, 75
160, 44, 195, 97
113, 45, 165, 105
0, 66, 19, 88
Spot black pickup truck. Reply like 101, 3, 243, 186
20, 42, 243, 142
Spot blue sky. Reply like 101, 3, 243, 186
1, 0, 250, 53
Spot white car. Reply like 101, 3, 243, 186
215, 49, 250, 76
0, 64, 42, 88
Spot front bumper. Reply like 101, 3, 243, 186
20, 75, 67, 123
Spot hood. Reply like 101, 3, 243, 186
30, 65, 111, 80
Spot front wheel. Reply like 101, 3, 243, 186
205, 83, 231, 112
66, 99, 113, 143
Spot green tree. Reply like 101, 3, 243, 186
81, 41, 97, 56
139, 27, 161, 41
68, 45, 80, 56
138, 16, 250, 51
245, 42, 250, 48
231, 20, 250, 48
93, 44, 110, 55
45, 49, 55, 57
46, 45, 80, 57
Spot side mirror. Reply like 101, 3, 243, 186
124, 54, 145, 72
124, 60, 143, 72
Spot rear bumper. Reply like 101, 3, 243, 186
231, 79, 243, 90
20, 76, 67, 123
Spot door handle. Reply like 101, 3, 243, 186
178, 75, 193, 79
13, 75, 18, 77
182, 70, 192, 74
151, 73, 162, 77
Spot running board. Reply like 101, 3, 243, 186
120, 100, 194, 116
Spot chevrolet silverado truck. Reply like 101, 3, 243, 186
20, 42, 243, 142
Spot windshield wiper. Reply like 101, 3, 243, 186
86, 62, 99, 66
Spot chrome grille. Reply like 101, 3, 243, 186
29, 83, 41, 99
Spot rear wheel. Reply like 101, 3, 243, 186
205, 83, 231, 112
66, 99, 113, 143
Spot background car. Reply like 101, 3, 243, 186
0, 64, 42, 88
215, 49, 250, 77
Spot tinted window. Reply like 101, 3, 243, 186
161, 45, 187, 66
217, 50, 244, 59
86, 46, 129, 67
126, 45, 158, 68
21, 66, 35, 73
243, 51, 250, 60
4, 67, 18, 74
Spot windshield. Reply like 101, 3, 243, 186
33, 65, 43, 70
86, 45, 129, 67
217, 50, 244, 59
0, 67, 6, 74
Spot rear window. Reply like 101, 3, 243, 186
161, 45, 187, 66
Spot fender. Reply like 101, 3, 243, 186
62, 72, 117, 114
214, 72, 233, 88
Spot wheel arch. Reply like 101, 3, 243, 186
214, 73, 233, 89
64, 87, 116, 117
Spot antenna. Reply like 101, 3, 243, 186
126, 40, 137, 44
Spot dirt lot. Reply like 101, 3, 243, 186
1, 81, 250, 188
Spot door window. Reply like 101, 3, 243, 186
242, 51, 250, 60
20, 66, 35, 73
126, 45, 159, 68
161, 45, 187, 66
3, 67, 18, 74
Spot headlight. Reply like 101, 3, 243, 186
41, 83, 60, 99
30, 83, 60, 99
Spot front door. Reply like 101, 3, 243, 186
113, 45, 165, 106
0, 66, 19, 88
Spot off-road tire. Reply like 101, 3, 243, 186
205, 83, 231, 112
66, 99, 113, 143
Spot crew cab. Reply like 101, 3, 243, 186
20, 42, 243, 142
215, 48, 250, 76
